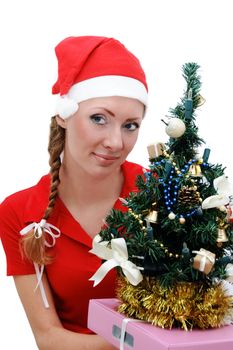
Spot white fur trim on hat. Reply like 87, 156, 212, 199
56, 75, 148, 119
55, 95, 79, 119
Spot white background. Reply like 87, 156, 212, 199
0, 0, 233, 348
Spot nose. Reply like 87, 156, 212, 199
103, 127, 123, 152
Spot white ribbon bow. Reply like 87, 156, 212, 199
89, 235, 143, 287
202, 175, 233, 210
20, 220, 61, 308
20, 219, 61, 247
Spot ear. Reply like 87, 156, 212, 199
55, 115, 67, 129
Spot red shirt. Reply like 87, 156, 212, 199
0, 161, 144, 333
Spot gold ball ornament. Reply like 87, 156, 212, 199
179, 217, 186, 224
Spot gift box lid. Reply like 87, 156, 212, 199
88, 298, 233, 350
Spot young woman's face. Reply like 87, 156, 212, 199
59, 96, 144, 178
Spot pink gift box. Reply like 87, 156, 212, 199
88, 298, 233, 350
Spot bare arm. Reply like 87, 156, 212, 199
14, 274, 117, 350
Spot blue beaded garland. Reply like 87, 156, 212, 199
151, 155, 209, 221
161, 158, 208, 220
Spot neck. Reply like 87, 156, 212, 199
58, 162, 124, 206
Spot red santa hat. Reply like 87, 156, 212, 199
52, 36, 148, 118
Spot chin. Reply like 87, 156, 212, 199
88, 163, 122, 179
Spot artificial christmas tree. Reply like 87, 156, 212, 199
90, 63, 233, 330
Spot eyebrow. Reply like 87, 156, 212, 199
93, 107, 115, 117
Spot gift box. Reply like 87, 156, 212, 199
88, 298, 233, 350
192, 248, 215, 274
147, 142, 165, 159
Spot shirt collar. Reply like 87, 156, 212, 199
22, 161, 143, 247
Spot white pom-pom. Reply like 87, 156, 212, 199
56, 95, 79, 119
165, 118, 186, 138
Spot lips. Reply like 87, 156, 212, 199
93, 152, 120, 161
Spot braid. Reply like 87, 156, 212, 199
44, 116, 65, 220
21, 116, 65, 265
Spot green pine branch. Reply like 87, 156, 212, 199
97, 62, 233, 289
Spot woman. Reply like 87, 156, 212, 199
0, 36, 148, 349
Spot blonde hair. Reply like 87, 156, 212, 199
21, 116, 65, 265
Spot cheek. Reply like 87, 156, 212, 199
123, 132, 140, 153
67, 120, 90, 147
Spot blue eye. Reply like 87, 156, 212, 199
90, 114, 106, 125
124, 122, 140, 131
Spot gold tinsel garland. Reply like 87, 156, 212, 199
116, 276, 233, 330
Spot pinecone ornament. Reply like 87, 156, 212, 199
178, 186, 201, 208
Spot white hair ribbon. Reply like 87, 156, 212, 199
89, 236, 143, 287
202, 175, 233, 210
33, 263, 49, 308
20, 219, 61, 247
20, 220, 61, 308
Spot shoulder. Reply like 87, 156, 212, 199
122, 160, 145, 176
121, 160, 145, 193
0, 178, 51, 276
0, 175, 50, 229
